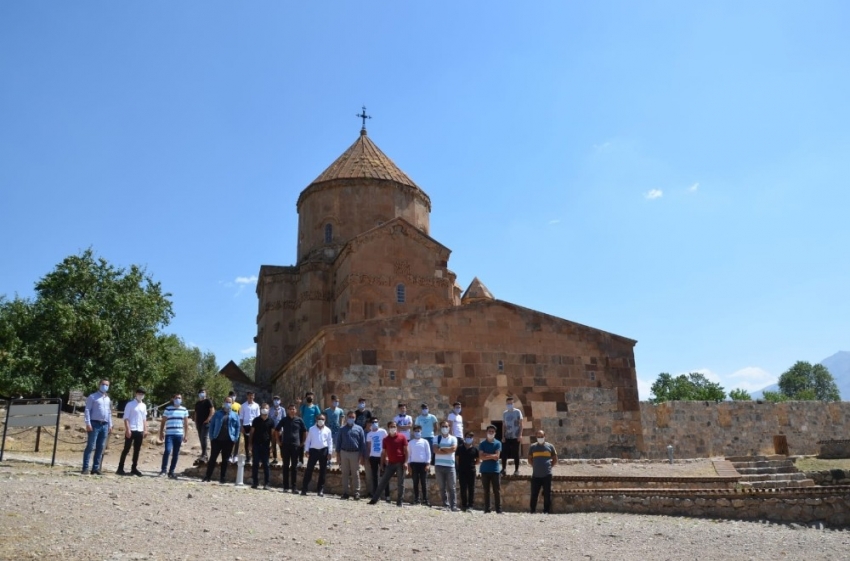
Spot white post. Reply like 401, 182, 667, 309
236, 454, 246, 486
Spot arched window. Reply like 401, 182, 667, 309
396, 284, 406, 303
324, 224, 333, 243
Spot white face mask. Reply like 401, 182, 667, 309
487, 433, 495, 440
537, 437, 545, 445
316, 420, 325, 427
135, 395, 144, 403
261, 409, 270, 416
388, 428, 397, 436
440, 427, 449, 435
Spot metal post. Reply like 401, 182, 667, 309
35, 426, 41, 452
667, 444, 674, 464
235, 454, 245, 486
51, 399, 62, 467
0, 399, 9, 462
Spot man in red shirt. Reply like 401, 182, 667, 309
367, 420, 409, 507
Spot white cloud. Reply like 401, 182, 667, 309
240, 345, 256, 355
235, 275, 258, 285
188, 341, 199, 349
688, 182, 699, 192
637, 377, 653, 401
644, 189, 663, 200
725, 366, 776, 392
548, 219, 560, 225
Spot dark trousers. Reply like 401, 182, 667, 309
530, 475, 553, 513
481, 472, 501, 512
205, 438, 235, 482
369, 456, 390, 499
242, 426, 252, 461
301, 447, 328, 493
198, 423, 209, 457
458, 470, 476, 509
251, 441, 271, 486
501, 438, 520, 473
373, 462, 405, 504
410, 462, 429, 503
118, 431, 144, 471
281, 443, 300, 489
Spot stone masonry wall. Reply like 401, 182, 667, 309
641, 401, 850, 459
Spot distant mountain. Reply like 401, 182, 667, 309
752, 351, 850, 400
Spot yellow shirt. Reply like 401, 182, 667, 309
231, 402, 241, 414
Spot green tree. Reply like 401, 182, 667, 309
0, 249, 173, 398
762, 390, 789, 403
650, 372, 726, 403
729, 388, 752, 401
150, 334, 230, 405
777, 361, 840, 402
238, 355, 256, 381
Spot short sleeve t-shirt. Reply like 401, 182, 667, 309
529, 442, 556, 477
478, 439, 502, 473
367, 428, 388, 458
382, 433, 408, 464
394, 414, 413, 438
503, 408, 523, 439
251, 416, 276, 445
324, 407, 344, 434
447, 412, 463, 438
163, 405, 189, 437
456, 443, 479, 473
194, 399, 213, 425
415, 414, 438, 438
434, 435, 457, 468
300, 403, 321, 428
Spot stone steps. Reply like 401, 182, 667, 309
735, 466, 799, 475
739, 479, 816, 489
738, 472, 810, 482
726, 455, 814, 490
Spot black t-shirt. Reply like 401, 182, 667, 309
195, 399, 213, 425
355, 409, 372, 429
251, 416, 276, 445
276, 416, 307, 447
456, 443, 479, 473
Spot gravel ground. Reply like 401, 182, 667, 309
1, 460, 849, 561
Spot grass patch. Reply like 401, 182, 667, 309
794, 457, 850, 471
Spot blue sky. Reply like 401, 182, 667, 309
2, 2, 848, 400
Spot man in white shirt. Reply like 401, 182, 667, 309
300, 414, 334, 497
239, 392, 261, 464
364, 418, 390, 502
447, 401, 464, 439
116, 387, 147, 476
394, 403, 413, 439
408, 424, 432, 505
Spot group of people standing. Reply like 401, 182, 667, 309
80, 381, 559, 514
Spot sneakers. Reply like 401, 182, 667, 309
297, 462, 304, 469
291, 488, 298, 495
131, 469, 143, 477
202, 478, 211, 483
167, 472, 177, 479
300, 491, 307, 496
90, 470, 101, 476
80, 469, 90, 475
367, 499, 378, 505
263, 485, 269, 490
251, 485, 259, 489
340, 494, 350, 500
317, 490, 324, 497
450, 506, 461, 512
353, 493, 360, 501
116, 468, 127, 476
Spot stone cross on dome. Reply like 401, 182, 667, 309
356, 105, 371, 134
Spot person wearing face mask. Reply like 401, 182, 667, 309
301, 414, 334, 496
239, 392, 261, 465
433, 421, 459, 511
502, 396, 523, 476
194, 388, 215, 464
158, 393, 189, 479
335, 411, 366, 500
81, 379, 113, 475
415, 403, 438, 466
479, 425, 503, 513
364, 418, 390, 502
528, 429, 558, 514
227, 391, 241, 463
354, 398, 372, 430
203, 397, 241, 484
456, 431, 480, 511
407, 424, 432, 506
394, 403, 413, 440
116, 388, 147, 476
324, 394, 345, 447
367, 420, 409, 507
299, 391, 321, 466
269, 396, 285, 465
276, 404, 307, 493
250, 403, 276, 489
447, 401, 464, 439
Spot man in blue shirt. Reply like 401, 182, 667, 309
479, 424, 503, 514
299, 391, 321, 466
335, 410, 367, 500
82, 379, 113, 475
158, 393, 189, 479
202, 396, 241, 484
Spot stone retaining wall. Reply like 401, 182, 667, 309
640, 401, 850, 459
807, 470, 850, 486
818, 440, 850, 459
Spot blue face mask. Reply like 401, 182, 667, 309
174, 398, 182, 406
333, 401, 339, 408
358, 402, 366, 410
346, 417, 355, 426
273, 399, 280, 406
421, 409, 429, 415
371, 422, 379, 430
507, 403, 514, 410
223, 403, 232, 411
464, 438, 473, 445
413, 431, 422, 438
454, 407, 461, 414
99, 384, 109, 393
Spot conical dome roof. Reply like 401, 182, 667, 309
309, 129, 419, 188
461, 277, 495, 304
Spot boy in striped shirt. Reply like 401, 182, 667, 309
159, 393, 189, 478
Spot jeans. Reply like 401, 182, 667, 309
530, 475, 553, 513
117, 430, 144, 471
410, 462, 429, 503
281, 443, 299, 489
205, 438, 234, 482
301, 447, 328, 493
366, 457, 390, 499
424, 437, 435, 465
339, 450, 362, 495
501, 438, 520, 473
82, 420, 109, 472
458, 469, 476, 509
481, 472, 501, 512
373, 462, 405, 504
198, 423, 210, 458
161, 434, 183, 475
251, 441, 271, 486
435, 466, 457, 509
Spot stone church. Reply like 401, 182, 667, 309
255, 123, 643, 458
